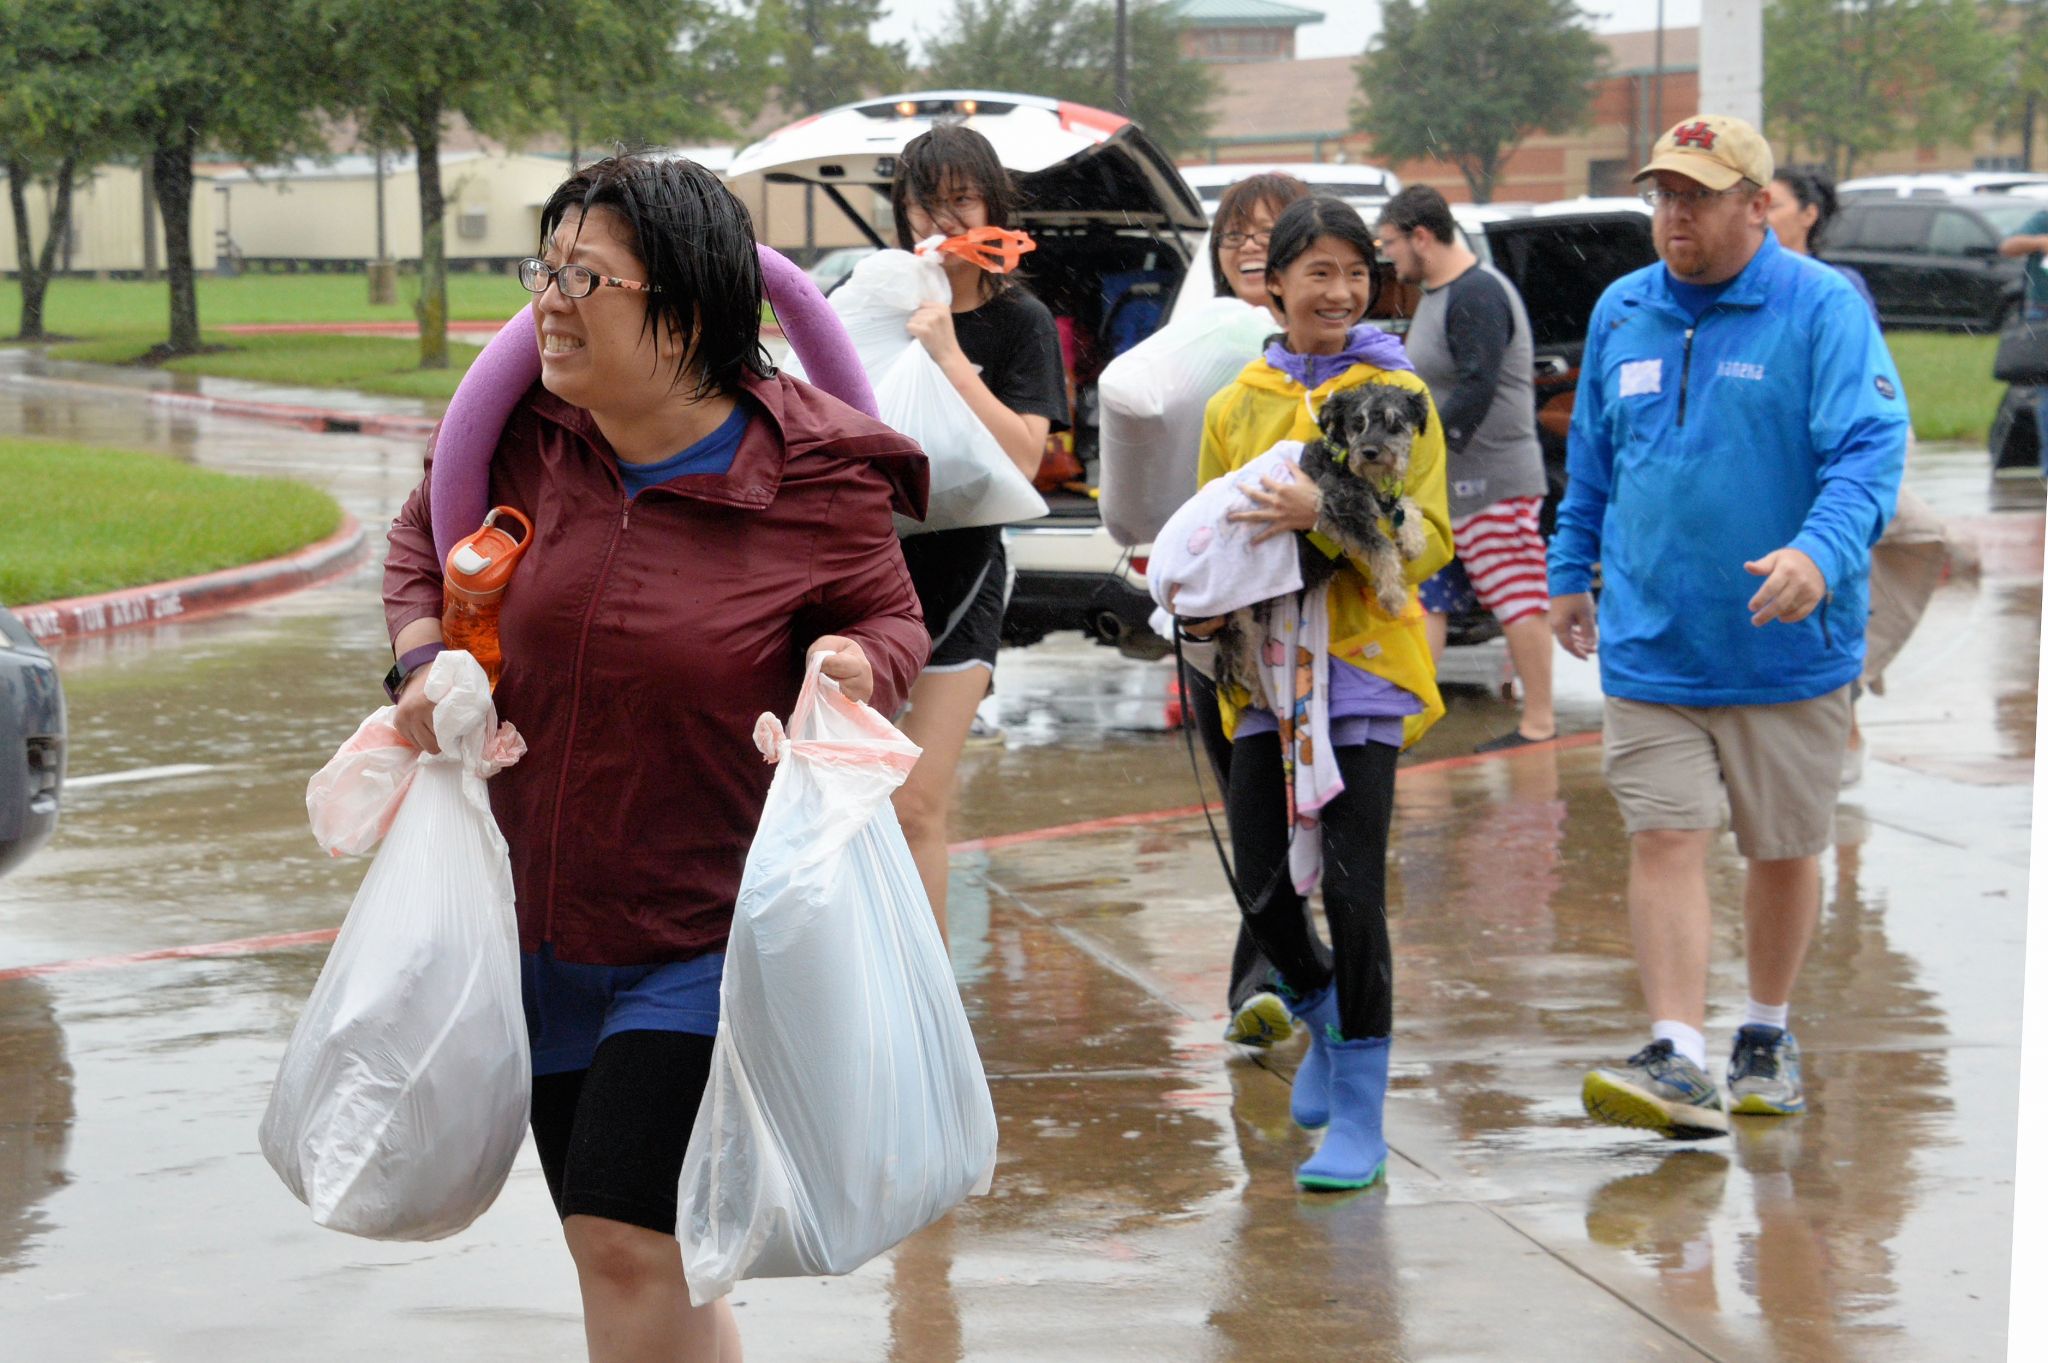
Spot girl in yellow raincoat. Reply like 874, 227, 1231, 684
1189, 195, 1451, 1191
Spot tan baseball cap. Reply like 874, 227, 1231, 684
1634, 115, 1775, 191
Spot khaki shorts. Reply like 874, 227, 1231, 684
1602, 688, 1854, 860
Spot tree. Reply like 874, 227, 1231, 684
0, 0, 116, 340
921, 0, 1217, 156
762, 0, 907, 116
1351, 0, 1605, 204
544, 0, 779, 167
1765, 0, 2004, 180
1987, 0, 2048, 169
99, 0, 322, 355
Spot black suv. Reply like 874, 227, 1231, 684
1823, 195, 2040, 331
0, 606, 64, 877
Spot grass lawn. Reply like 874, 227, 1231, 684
1888, 330, 2002, 444
47, 330, 481, 402
0, 271, 526, 333
0, 437, 343, 604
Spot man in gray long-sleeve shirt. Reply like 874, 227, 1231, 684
1378, 185, 1557, 750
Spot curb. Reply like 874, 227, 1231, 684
213, 321, 505, 337
1, 371, 440, 439
12, 515, 370, 644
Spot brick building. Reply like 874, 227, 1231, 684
1189, 27, 1702, 202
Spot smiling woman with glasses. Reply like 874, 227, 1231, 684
379, 153, 930, 1363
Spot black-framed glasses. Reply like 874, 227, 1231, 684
1219, 227, 1274, 250
1639, 185, 1747, 211
517, 257, 662, 299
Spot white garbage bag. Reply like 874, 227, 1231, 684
679, 658, 997, 1306
786, 248, 1048, 535
260, 649, 530, 1241
1097, 295, 1275, 547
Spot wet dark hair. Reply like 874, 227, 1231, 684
1263, 195, 1379, 319
1376, 184, 1457, 248
1772, 167, 1841, 250
890, 124, 1021, 302
538, 154, 770, 400
1208, 172, 1310, 296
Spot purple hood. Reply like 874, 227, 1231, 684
1263, 324, 1412, 392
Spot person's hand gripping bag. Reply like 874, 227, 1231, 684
679, 657, 998, 1306
1097, 295, 1274, 548
784, 247, 1047, 535
261, 649, 530, 1241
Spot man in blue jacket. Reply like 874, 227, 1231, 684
1549, 115, 1908, 1139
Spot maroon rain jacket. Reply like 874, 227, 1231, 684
383, 371, 930, 965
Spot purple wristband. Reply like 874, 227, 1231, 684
384, 641, 447, 701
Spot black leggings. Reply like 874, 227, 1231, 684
1184, 668, 1333, 1012
530, 1029, 716, 1236
1224, 732, 1397, 1040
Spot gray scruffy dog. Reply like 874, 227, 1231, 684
1212, 382, 1432, 698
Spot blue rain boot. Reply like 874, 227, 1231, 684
1286, 985, 1340, 1131
1296, 1035, 1390, 1192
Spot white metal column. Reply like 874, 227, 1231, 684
1698, 0, 1765, 125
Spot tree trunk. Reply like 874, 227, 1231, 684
412, 107, 448, 370
10, 156, 79, 341
1463, 154, 1497, 205
8, 159, 42, 341
153, 132, 201, 355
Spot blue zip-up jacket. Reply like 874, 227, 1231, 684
1548, 233, 1909, 706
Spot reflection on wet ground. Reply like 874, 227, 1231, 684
0, 376, 2038, 1359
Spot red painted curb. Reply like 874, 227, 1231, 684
0, 727, 1605, 981
11, 515, 369, 644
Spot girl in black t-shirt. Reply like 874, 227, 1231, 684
887, 124, 1069, 939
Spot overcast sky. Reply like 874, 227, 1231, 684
873, 0, 1705, 63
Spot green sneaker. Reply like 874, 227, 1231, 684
1223, 991, 1295, 1048
1583, 1040, 1728, 1139
1727, 1025, 1806, 1115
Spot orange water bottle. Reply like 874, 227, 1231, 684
442, 506, 532, 689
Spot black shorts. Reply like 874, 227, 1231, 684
529, 1029, 714, 1235
900, 526, 1007, 674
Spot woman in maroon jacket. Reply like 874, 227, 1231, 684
382, 156, 928, 1362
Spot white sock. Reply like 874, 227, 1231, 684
1651, 1020, 1708, 1070
1744, 999, 1790, 1031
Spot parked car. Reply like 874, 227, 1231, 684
727, 90, 1208, 657
1821, 194, 2039, 331
0, 606, 64, 877
1178, 161, 1399, 220
803, 245, 876, 296
1839, 171, 2048, 200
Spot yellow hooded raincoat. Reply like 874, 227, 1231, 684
1195, 357, 1454, 748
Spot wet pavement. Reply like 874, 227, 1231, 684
0, 364, 2040, 1360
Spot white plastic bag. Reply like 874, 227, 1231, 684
1097, 295, 1275, 547
260, 650, 531, 1241
679, 658, 997, 1306
787, 249, 1048, 535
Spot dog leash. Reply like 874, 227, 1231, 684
1170, 616, 1297, 922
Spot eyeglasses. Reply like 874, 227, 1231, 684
517, 257, 662, 299
1639, 185, 1748, 211
1219, 228, 1273, 250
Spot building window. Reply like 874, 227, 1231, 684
1588, 159, 1630, 197
1974, 154, 2025, 171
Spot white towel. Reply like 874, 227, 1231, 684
1145, 445, 1308, 618
1254, 585, 1343, 895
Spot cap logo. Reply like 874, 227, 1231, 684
1672, 121, 1718, 150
